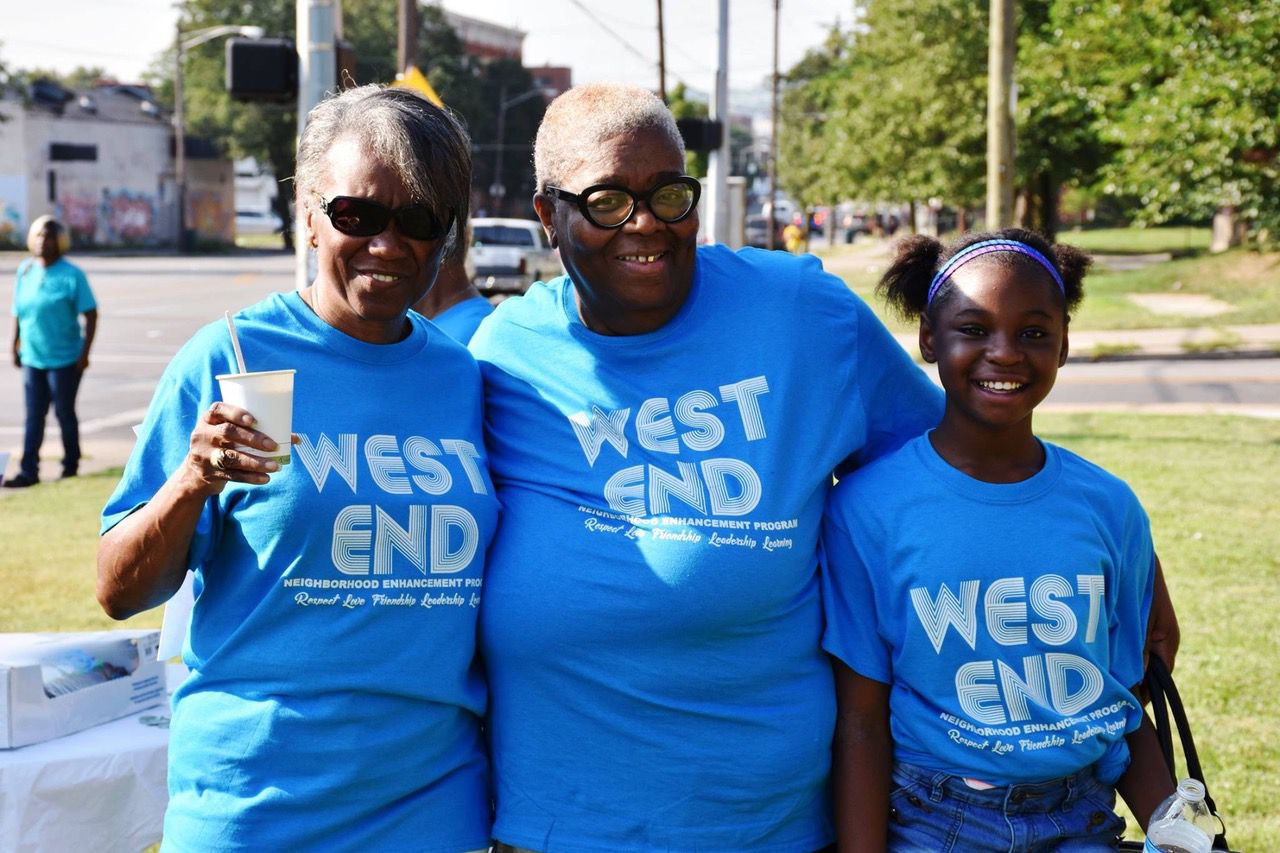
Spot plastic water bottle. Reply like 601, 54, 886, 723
1144, 778, 1216, 853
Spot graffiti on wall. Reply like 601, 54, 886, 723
56, 189, 159, 245
0, 175, 26, 247
188, 189, 233, 243
57, 193, 98, 242
107, 190, 157, 242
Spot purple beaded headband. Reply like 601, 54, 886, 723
926, 239, 1065, 305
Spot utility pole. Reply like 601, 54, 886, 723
986, 0, 1015, 229
173, 24, 186, 252
656, 0, 667, 102
397, 0, 419, 73
707, 0, 730, 245
767, 0, 779, 250
296, 0, 337, 290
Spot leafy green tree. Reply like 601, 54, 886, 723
1014, 0, 1113, 241
778, 3, 987, 231
667, 82, 709, 177
1066, 0, 1279, 242
160, 0, 521, 215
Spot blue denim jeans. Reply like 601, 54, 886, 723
888, 762, 1127, 852
21, 364, 83, 479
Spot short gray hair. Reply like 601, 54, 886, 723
534, 83, 685, 190
295, 84, 472, 249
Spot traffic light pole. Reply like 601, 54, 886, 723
295, 0, 337, 290
706, 0, 730, 246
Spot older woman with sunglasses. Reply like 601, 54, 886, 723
467, 83, 942, 853
97, 85, 497, 852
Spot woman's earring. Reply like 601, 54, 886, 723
308, 234, 318, 248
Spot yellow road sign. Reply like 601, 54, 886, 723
392, 65, 444, 107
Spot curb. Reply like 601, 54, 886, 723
1067, 348, 1280, 364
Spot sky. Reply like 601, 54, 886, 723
0, 0, 854, 114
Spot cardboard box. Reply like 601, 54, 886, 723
0, 630, 165, 749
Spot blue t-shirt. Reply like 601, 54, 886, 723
102, 292, 499, 852
11, 258, 96, 369
469, 244, 942, 852
821, 434, 1155, 786
431, 295, 494, 344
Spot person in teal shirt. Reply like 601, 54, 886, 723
7, 215, 98, 487
414, 220, 493, 345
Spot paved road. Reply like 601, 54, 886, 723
2, 251, 1277, 480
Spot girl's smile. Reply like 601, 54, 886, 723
922, 260, 1069, 480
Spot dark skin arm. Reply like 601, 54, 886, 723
77, 308, 97, 371
11, 318, 19, 367
833, 659, 893, 853
1146, 554, 1180, 674
1116, 688, 1176, 831
96, 402, 279, 619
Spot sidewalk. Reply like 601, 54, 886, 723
891, 324, 1280, 364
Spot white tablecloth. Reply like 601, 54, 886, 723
0, 691, 171, 852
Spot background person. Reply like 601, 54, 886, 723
469, 82, 943, 853
6, 215, 97, 488
413, 220, 493, 344
97, 85, 497, 852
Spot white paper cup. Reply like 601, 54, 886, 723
215, 369, 295, 467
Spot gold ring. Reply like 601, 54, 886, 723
211, 449, 228, 471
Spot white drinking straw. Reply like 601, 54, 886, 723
224, 311, 248, 374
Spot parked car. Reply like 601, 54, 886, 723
471, 218, 561, 294
744, 214, 787, 250
235, 209, 279, 236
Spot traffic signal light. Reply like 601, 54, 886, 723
226, 37, 297, 102
676, 118, 724, 153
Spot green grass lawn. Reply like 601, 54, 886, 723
0, 469, 160, 633
1036, 412, 1280, 848
1059, 226, 1211, 255
1, 413, 1277, 847
815, 228, 1280, 333
1070, 248, 1280, 330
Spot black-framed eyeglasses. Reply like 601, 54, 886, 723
312, 192, 452, 242
543, 176, 701, 229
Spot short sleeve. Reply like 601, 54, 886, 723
820, 488, 893, 684
10, 261, 30, 317
73, 267, 97, 313
1108, 494, 1156, 690
848, 299, 942, 470
101, 336, 222, 571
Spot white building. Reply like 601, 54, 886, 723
0, 81, 233, 248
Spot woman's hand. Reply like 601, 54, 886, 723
180, 402, 281, 493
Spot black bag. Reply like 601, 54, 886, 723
1119, 654, 1236, 852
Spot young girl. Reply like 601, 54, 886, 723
821, 228, 1174, 851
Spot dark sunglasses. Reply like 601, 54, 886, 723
313, 192, 452, 242
543, 176, 701, 229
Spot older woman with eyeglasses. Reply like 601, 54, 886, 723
472, 84, 1182, 853
467, 83, 942, 853
97, 85, 497, 852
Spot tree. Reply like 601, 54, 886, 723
1062, 0, 1280, 243
667, 82, 709, 177
777, 4, 987, 230
1012, 0, 1114, 241
161, 0, 505, 215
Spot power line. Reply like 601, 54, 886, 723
563, 0, 661, 76
0, 37, 150, 64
